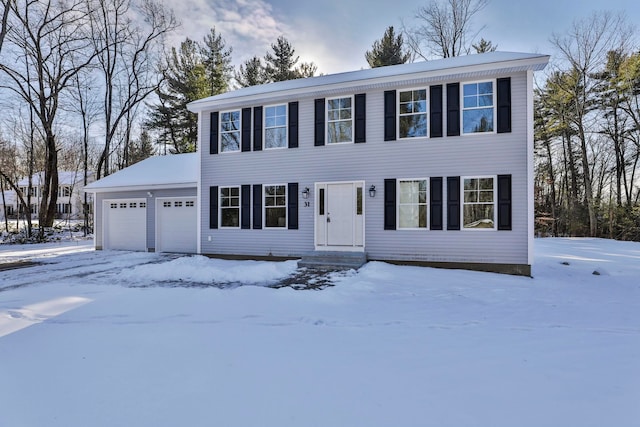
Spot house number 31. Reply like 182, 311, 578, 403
304, 201, 310, 207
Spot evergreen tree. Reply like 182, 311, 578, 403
201, 27, 233, 95
128, 130, 155, 165
235, 55, 267, 88
264, 36, 317, 82
365, 26, 412, 68
472, 38, 497, 53
147, 29, 232, 153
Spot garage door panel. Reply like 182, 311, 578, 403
156, 198, 197, 253
104, 199, 146, 251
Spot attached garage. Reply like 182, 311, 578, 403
156, 197, 197, 253
103, 199, 147, 251
84, 153, 198, 254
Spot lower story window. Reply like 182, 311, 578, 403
220, 186, 240, 227
264, 185, 286, 228
463, 177, 495, 229
398, 179, 427, 228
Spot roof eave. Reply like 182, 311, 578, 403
187, 54, 550, 112
84, 182, 197, 193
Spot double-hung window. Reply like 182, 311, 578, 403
399, 89, 428, 138
398, 179, 428, 229
264, 185, 287, 228
220, 110, 241, 152
327, 96, 353, 144
463, 177, 495, 229
462, 81, 494, 134
264, 104, 287, 149
220, 186, 240, 227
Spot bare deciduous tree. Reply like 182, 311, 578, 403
0, 0, 97, 228
405, 0, 489, 60
550, 11, 633, 236
91, 0, 176, 178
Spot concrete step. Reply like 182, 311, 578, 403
298, 251, 367, 270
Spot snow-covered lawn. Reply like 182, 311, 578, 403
0, 238, 638, 427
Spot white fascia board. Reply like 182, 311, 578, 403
83, 182, 197, 194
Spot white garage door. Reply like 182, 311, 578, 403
156, 197, 197, 253
104, 199, 147, 251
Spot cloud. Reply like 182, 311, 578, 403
163, 0, 292, 65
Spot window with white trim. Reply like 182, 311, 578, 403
399, 89, 427, 138
327, 96, 353, 144
463, 177, 495, 229
264, 104, 287, 149
264, 185, 286, 228
462, 81, 494, 134
220, 110, 241, 152
398, 179, 428, 229
220, 186, 240, 227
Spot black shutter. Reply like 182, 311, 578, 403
384, 90, 396, 141
210, 112, 219, 154
288, 101, 299, 148
384, 179, 396, 230
430, 85, 443, 138
241, 184, 251, 229
288, 182, 298, 229
355, 93, 366, 143
241, 108, 251, 152
314, 98, 325, 146
252, 184, 262, 229
253, 106, 263, 151
497, 77, 512, 133
209, 186, 218, 229
446, 83, 460, 137
430, 177, 443, 230
497, 174, 512, 230
447, 176, 460, 230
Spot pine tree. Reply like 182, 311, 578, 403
472, 38, 497, 53
201, 27, 233, 95
147, 29, 232, 153
235, 56, 267, 88
263, 36, 317, 82
365, 26, 412, 68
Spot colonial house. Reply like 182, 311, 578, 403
87, 51, 549, 275
12, 171, 94, 220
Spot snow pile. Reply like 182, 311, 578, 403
118, 255, 299, 285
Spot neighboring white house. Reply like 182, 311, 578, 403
1, 189, 16, 221
11, 171, 94, 220
84, 153, 198, 253
87, 52, 550, 275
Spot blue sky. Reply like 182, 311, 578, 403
164, 0, 639, 74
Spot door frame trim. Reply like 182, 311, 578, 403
314, 180, 365, 252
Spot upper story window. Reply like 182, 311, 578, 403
220, 110, 241, 152
399, 89, 427, 139
327, 96, 353, 144
220, 186, 240, 227
462, 81, 494, 134
398, 179, 428, 229
463, 177, 495, 229
58, 186, 71, 197
264, 104, 287, 149
264, 184, 287, 228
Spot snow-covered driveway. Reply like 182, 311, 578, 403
0, 238, 639, 427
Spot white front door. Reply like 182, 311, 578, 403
315, 181, 364, 250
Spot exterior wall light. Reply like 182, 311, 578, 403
369, 185, 376, 198
302, 187, 310, 199
147, 191, 153, 197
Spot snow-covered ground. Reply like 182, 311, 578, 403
0, 238, 638, 427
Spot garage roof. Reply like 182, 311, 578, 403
84, 153, 197, 193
